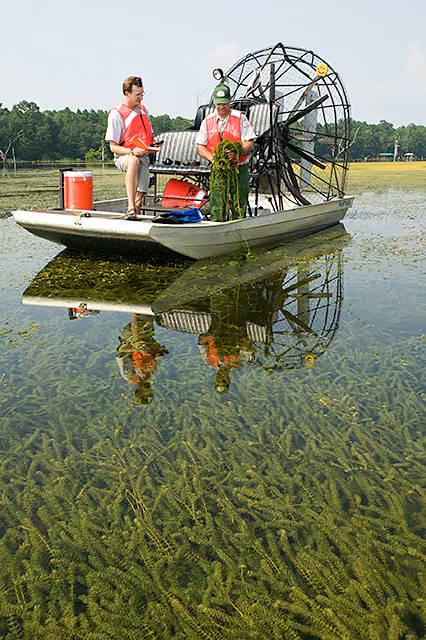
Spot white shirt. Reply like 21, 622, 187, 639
196, 111, 256, 147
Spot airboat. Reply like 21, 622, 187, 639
13, 43, 354, 260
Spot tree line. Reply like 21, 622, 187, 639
0, 101, 193, 166
0, 101, 425, 165
348, 119, 426, 160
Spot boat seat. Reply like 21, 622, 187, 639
157, 310, 266, 342
150, 103, 277, 179
193, 104, 215, 130
247, 102, 278, 137
151, 131, 210, 175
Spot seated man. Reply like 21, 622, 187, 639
105, 76, 158, 218
196, 84, 255, 221
116, 314, 168, 405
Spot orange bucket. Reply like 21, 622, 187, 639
64, 171, 93, 210
162, 179, 207, 209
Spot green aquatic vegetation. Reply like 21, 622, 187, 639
2, 323, 42, 347
210, 140, 244, 220
2, 338, 424, 637
229, 243, 257, 266
23, 249, 191, 308
347, 234, 426, 273
347, 162, 426, 194
0, 221, 425, 637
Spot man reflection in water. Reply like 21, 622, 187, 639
116, 314, 168, 404
197, 289, 254, 394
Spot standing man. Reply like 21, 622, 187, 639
196, 84, 256, 221
105, 76, 157, 218
197, 286, 254, 394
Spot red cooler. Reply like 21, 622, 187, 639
64, 171, 93, 210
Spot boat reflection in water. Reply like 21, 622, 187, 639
22, 226, 350, 399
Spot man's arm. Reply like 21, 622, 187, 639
196, 144, 214, 163
241, 139, 255, 156
105, 109, 145, 157
196, 119, 213, 162
109, 140, 145, 158
239, 113, 256, 158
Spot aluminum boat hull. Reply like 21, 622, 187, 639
13, 196, 354, 259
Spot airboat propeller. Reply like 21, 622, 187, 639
218, 43, 351, 209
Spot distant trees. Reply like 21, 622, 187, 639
349, 119, 426, 160
0, 103, 193, 165
0, 128, 23, 175
0, 103, 109, 163
396, 124, 426, 160
0, 101, 424, 163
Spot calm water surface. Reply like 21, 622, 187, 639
0, 191, 425, 638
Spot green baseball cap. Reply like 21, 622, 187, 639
213, 84, 231, 104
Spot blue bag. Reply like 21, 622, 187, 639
153, 208, 203, 224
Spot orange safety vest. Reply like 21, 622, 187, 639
205, 110, 248, 162
109, 102, 153, 149
132, 351, 157, 376
206, 337, 240, 369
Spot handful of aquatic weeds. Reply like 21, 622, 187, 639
210, 140, 244, 220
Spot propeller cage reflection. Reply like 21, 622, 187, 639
154, 250, 343, 371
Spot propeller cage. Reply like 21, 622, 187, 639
216, 43, 352, 209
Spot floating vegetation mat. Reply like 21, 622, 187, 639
0, 198, 425, 638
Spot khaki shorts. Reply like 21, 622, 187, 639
114, 154, 150, 193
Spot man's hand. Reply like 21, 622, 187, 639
132, 148, 145, 157
226, 150, 238, 161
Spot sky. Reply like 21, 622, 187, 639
1, 0, 425, 127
